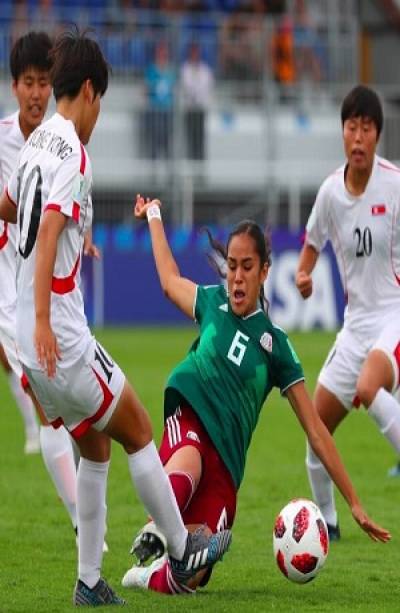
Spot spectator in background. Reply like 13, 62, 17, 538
293, 0, 323, 83
271, 14, 295, 101
11, 1, 30, 44
143, 40, 175, 159
31, 0, 59, 36
180, 42, 214, 163
219, 4, 264, 83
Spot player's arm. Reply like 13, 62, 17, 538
295, 243, 319, 299
134, 195, 196, 319
286, 381, 391, 543
0, 189, 17, 223
34, 210, 67, 377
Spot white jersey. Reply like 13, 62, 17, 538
7, 112, 93, 369
306, 154, 400, 336
0, 112, 24, 315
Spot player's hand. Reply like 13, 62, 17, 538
134, 194, 162, 220
34, 319, 61, 378
296, 271, 313, 299
83, 234, 101, 259
351, 503, 391, 543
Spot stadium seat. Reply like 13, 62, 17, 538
0, 28, 10, 72
0, 1, 13, 24
126, 35, 152, 73
100, 33, 127, 72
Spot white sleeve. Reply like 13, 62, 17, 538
305, 179, 330, 252
44, 151, 81, 222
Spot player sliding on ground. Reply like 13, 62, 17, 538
0, 28, 231, 607
122, 197, 390, 596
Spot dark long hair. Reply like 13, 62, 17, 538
203, 220, 272, 313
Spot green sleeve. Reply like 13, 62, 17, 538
194, 285, 221, 324
275, 331, 305, 395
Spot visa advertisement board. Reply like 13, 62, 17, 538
82, 226, 344, 330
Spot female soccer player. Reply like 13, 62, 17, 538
0, 30, 82, 529
296, 85, 400, 539
122, 196, 390, 595
0, 28, 231, 606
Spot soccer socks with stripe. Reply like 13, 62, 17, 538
40, 425, 77, 529
9, 371, 39, 440
77, 458, 109, 589
306, 440, 338, 527
368, 388, 400, 453
149, 559, 195, 595
128, 441, 187, 560
168, 471, 195, 512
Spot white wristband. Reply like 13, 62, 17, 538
146, 204, 161, 222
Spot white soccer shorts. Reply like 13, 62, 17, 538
318, 321, 400, 410
23, 337, 125, 438
0, 304, 24, 380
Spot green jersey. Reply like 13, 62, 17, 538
164, 284, 304, 489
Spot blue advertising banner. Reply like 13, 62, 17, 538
81, 225, 345, 330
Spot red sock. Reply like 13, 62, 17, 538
149, 560, 195, 595
168, 471, 195, 512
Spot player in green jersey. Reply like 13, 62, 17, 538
122, 195, 390, 595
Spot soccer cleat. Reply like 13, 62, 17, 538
169, 526, 232, 584
327, 523, 341, 542
73, 578, 126, 606
122, 554, 167, 589
24, 432, 40, 454
387, 461, 400, 477
130, 521, 167, 566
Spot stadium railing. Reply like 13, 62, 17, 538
2, 1, 393, 229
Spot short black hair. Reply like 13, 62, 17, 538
341, 85, 384, 138
50, 27, 109, 101
10, 31, 53, 82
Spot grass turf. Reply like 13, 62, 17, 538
0, 328, 398, 612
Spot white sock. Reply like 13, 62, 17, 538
40, 426, 77, 529
9, 372, 38, 437
369, 388, 400, 453
127, 441, 187, 560
306, 441, 338, 526
77, 458, 109, 589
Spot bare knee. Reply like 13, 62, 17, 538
104, 382, 153, 454
357, 349, 394, 408
356, 378, 379, 408
122, 415, 153, 454
313, 384, 347, 434
165, 446, 202, 489
76, 429, 111, 462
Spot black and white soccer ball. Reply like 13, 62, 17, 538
272, 498, 329, 583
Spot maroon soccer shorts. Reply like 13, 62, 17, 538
159, 403, 237, 532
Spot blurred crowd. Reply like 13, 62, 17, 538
7, 0, 286, 16
3, 0, 326, 93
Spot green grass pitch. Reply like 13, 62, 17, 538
0, 328, 398, 612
